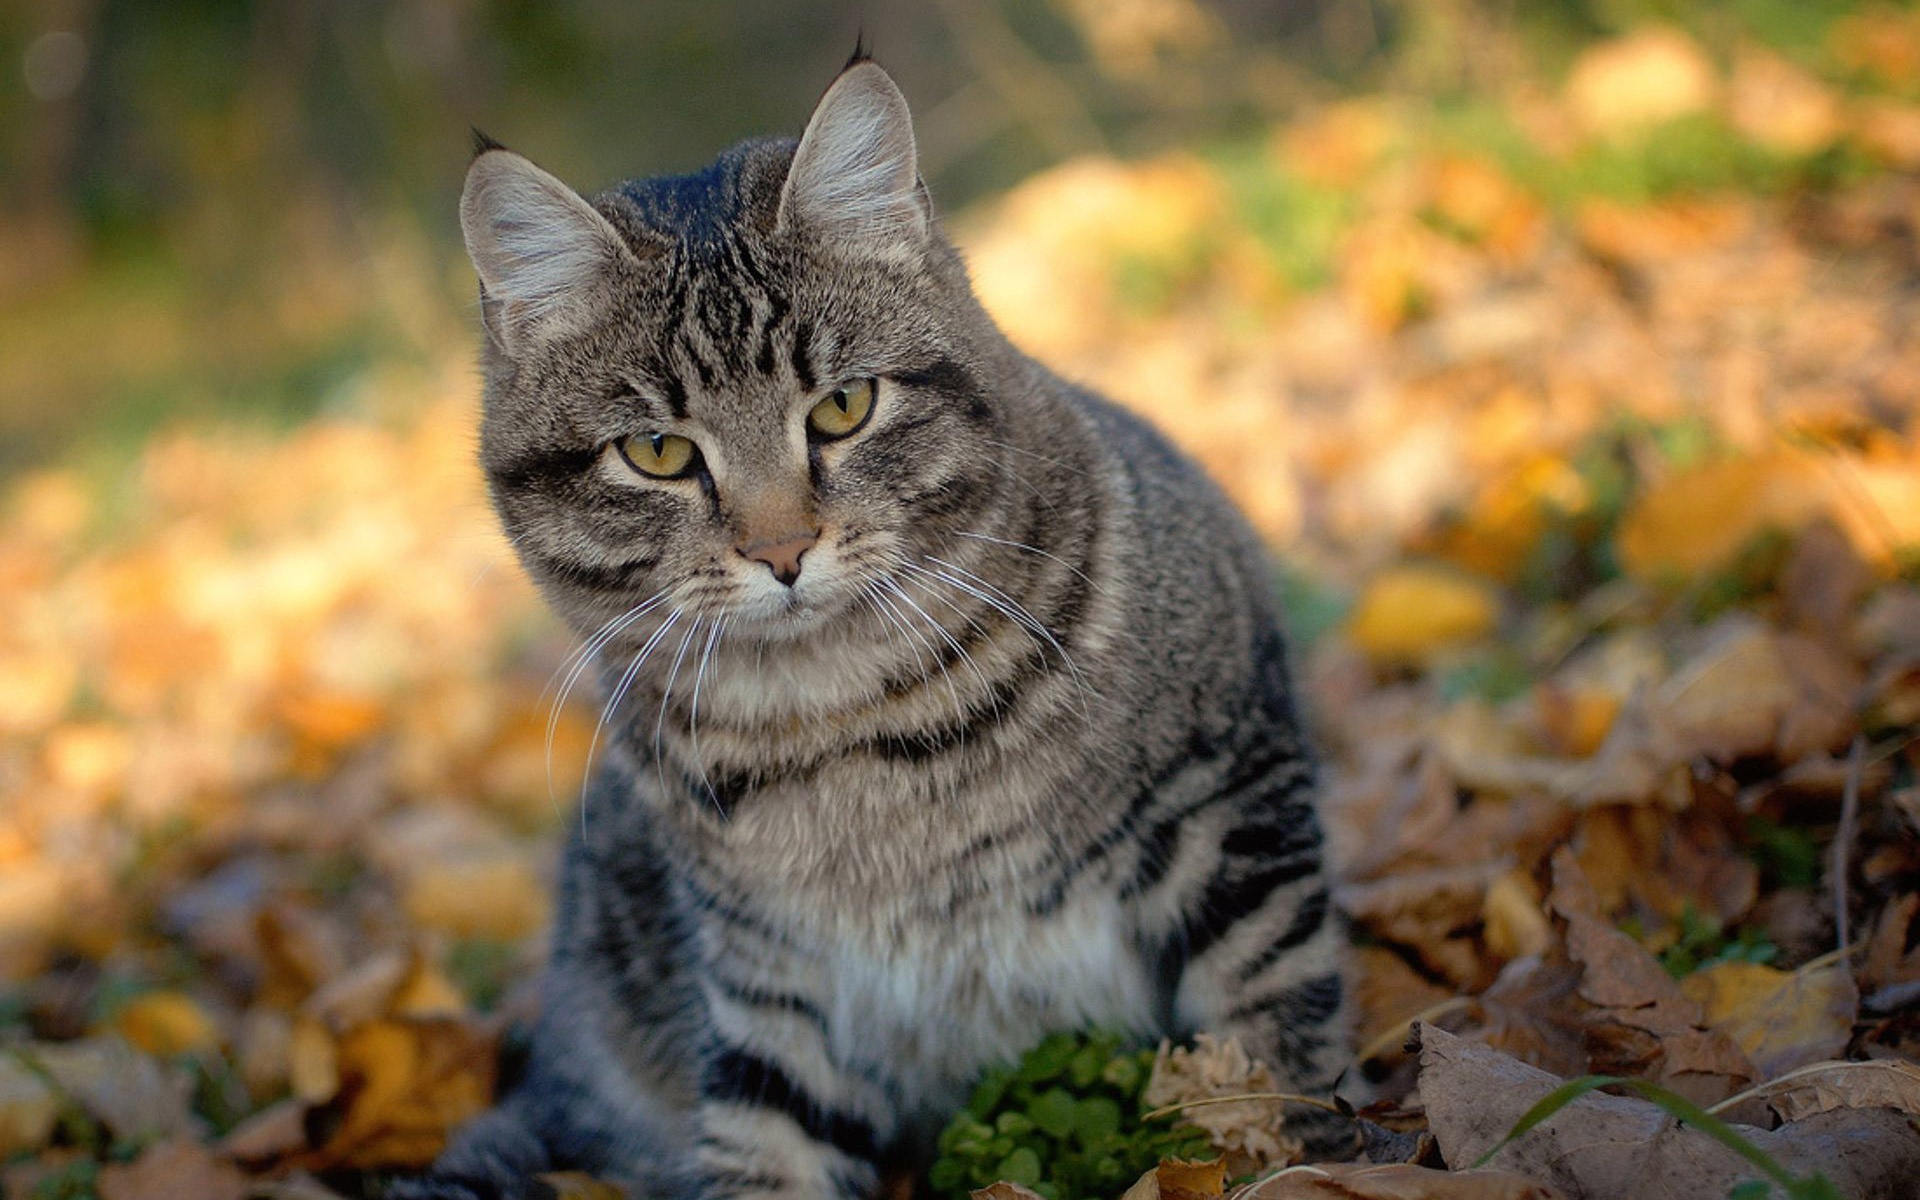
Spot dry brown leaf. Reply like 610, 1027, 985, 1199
1472, 954, 1589, 1079
1679, 959, 1858, 1078
96, 1138, 250, 1200
1120, 1158, 1228, 1200
1415, 1023, 1920, 1200
1144, 1036, 1302, 1175
218, 1097, 311, 1165
1337, 864, 1502, 990
1227, 1162, 1565, 1199
25, 1037, 199, 1143
1733, 1058, 1920, 1125
1548, 850, 1757, 1103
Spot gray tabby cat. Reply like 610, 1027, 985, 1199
395, 54, 1347, 1200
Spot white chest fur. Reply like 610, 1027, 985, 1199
817, 890, 1156, 1115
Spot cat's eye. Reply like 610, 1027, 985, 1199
615, 432, 700, 479
807, 378, 876, 440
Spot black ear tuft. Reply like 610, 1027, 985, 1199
843, 31, 872, 71
470, 127, 507, 159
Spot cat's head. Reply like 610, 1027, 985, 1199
459, 58, 1014, 647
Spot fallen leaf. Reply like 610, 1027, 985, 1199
1415, 1023, 1920, 1200
1565, 28, 1717, 139
302, 1016, 497, 1170
97, 1138, 250, 1200
1344, 566, 1499, 665
218, 1097, 311, 1165
25, 1037, 199, 1143
1144, 1037, 1302, 1176
1120, 1158, 1228, 1200
1728, 1058, 1920, 1125
1225, 1161, 1565, 1199
110, 990, 222, 1057
1548, 850, 1757, 1103
401, 854, 549, 940
1680, 959, 1858, 1078
1616, 454, 1826, 582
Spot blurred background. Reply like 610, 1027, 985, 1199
3, 2, 1920, 1196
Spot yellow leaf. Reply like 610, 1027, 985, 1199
288, 1015, 339, 1104
1482, 870, 1552, 961
1615, 453, 1827, 581
1565, 28, 1716, 139
1680, 959, 1857, 1078
1119, 1158, 1226, 1200
1345, 566, 1499, 664
403, 856, 549, 941
1534, 684, 1621, 759
309, 1016, 497, 1170
111, 991, 221, 1058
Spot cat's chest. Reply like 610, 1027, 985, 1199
814, 891, 1159, 1112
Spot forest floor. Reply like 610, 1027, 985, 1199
3, 17, 1920, 1200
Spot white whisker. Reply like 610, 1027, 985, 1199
578, 606, 682, 840
688, 616, 728, 817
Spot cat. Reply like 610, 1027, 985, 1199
394, 52, 1347, 1200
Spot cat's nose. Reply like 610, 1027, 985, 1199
737, 530, 819, 586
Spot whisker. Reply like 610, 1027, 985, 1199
877, 574, 973, 734
914, 557, 1098, 721
653, 616, 705, 807
890, 568, 1004, 737
578, 606, 683, 839
952, 529, 1107, 598
545, 590, 670, 810
688, 616, 728, 817
867, 575, 962, 726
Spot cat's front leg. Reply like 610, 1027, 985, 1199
691, 1030, 891, 1200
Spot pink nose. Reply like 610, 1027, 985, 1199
738, 531, 819, 586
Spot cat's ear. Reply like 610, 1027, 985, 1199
777, 60, 931, 255
460, 147, 643, 355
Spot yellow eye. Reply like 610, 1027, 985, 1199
807, 378, 875, 439
616, 432, 699, 478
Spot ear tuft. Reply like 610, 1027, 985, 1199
843, 31, 872, 71
459, 151, 639, 354
778, 60, 929, 254
470, 127, 507, 159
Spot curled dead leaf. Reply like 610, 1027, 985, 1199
1227, 1162, 1565, 1199
1144, 1036, 1303, 1175
1715, 1058, 1920, 1125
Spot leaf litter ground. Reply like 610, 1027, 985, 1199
4, 20, 1920, 1200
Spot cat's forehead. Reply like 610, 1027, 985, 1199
606, 138, 793, 251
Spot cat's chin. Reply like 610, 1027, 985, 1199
726, 588, 858, 643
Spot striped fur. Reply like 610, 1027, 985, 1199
395, 58, 1348, 1200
